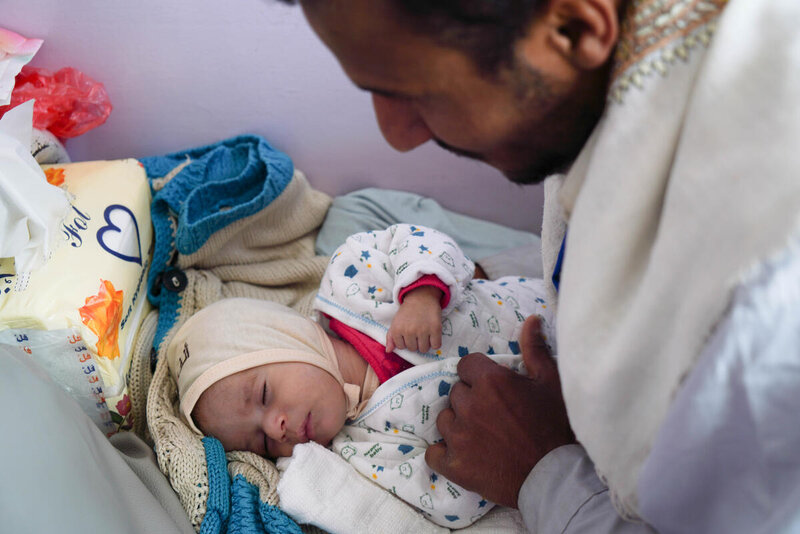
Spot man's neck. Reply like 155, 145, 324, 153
329, 335, 368, 386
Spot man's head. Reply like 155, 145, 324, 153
280, 0, 622, 184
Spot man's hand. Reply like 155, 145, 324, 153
425, 315, 574, 508
386, 285, 443, 353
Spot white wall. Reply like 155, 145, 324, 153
4, 0, 544, 233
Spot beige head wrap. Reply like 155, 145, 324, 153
166, 298, 362, 434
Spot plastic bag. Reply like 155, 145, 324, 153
0, 65, 112, 138
0, 28, 43, 105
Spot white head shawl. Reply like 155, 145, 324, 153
545, 0, 800, 518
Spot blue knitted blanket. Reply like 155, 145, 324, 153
139, 135, 304, 534
140, 134, 294, 351
202, 438, 303, 534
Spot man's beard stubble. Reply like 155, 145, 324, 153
434, 59, 610, 185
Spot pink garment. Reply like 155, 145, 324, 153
398, 274, 451, 307
327, 274, 452, 383
327, 317, 411, 383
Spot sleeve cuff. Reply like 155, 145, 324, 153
518, 444, 609, 532
398, 274, 451, 308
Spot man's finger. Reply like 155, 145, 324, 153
436, 405, 456, 438
447, 381, 468, 415
520, 315, 557, 382
456, 352, 498, 386
425, 442, 448, 474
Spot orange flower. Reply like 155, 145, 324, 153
78, 279, 124, 359
44, 167, 65, 186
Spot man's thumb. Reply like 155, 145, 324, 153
520, 315, 556, 381
425, 443, 447, 474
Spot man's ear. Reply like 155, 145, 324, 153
520, 0, 620, 72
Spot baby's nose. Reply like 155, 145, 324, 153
264, 412, 288, 442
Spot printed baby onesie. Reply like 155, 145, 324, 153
315, 223, 557, 365
316, 224, 556, 528
332, 353, 525, 528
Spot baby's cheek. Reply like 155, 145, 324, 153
272, 441, 296, 459
214, 434, 242, 454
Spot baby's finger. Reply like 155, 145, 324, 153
418, 336, 430, 354
404, 335, 418, 353
385, 333, 395, 353
431, 331, 442, 351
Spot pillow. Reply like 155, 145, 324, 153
0, 159, 153, 434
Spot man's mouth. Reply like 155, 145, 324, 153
433, 138, 485, 162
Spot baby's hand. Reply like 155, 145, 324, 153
386, 285, 443, 354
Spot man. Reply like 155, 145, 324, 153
282, 0, 800, 532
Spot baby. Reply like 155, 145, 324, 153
167, 223, 555, 527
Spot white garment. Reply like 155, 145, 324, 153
312, 224, 553, 528
519, 445, 654, 534
332, 354, 523, 529
545, 0, 800, 516
517, 234, 800, 534
315, 223, 556, 365
637, 230, 800, 533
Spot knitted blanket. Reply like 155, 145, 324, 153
130, 135, 332, 532
128, 135, 529, 533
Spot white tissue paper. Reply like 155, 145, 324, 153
0, 28, 43, 106
0, 100, 71, 272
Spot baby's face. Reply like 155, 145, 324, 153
192, 361, 347, 458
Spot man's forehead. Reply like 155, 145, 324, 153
300, 0, 397, 20
301, 0, 477, 95
301, 0, 417, 60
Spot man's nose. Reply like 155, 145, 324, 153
372, 93, 433, 152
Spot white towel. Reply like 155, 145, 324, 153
277, 442, 447, 534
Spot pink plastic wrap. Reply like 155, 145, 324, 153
0, 65, 112, 138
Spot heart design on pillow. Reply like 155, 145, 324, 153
96, 204, 142, 265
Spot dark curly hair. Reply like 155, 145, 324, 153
276, 0, 544, 75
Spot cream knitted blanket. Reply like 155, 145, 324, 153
129, 159, 331, 530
